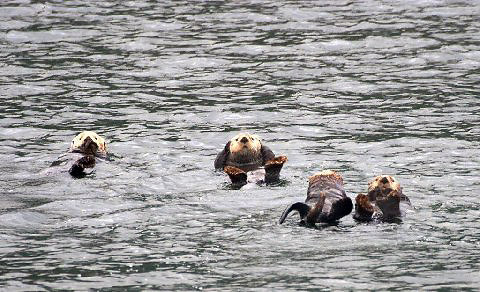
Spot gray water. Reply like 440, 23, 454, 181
1, 0, 479, 290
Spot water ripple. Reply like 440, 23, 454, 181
1, 0, 479, 290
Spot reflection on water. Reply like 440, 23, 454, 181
1, 0, 479, 290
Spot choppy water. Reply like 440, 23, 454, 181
1, 0, 479, 290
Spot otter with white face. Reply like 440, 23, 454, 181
70, 131, 107, 157
214, 132, 287, 186
279, 170, 353, 225
353, 175, 411, 222
47, 131, 108, 178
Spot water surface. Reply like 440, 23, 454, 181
1, 0, 479, 290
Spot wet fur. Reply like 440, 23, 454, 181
71, 130, 107, 157
68, 132, 107, 177
214, 133, 269, 171
215, 133, 286, 186
354, 175, 410, 222
46, 131, 108, 178
279, 170, 353, 225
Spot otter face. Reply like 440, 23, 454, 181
229, 132, 261, 157
225, 133, 263, 170
70, 131, 107, 156
367, 175, 401, 202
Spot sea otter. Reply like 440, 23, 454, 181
353, 175, 411, 222
214, 132, 287, 186
46, 131, 108, 178
279, 170, 353, 225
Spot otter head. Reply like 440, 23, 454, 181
229, 132, 261, 154
367, 175, 402, 218
367, 175, 401, 202
70, 131, 107, 157
225, 132, 263, 170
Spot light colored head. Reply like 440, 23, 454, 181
367, 175, 401, 201
70, 131, 107, 156
228, 132, 262, 155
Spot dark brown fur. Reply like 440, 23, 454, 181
215, 133, 287, 186
46, 132, 108, 178
279, 170, 353, 225
354, 175, 410, 222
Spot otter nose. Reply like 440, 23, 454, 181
240, 137, 249, 143
82, 137, 98, 155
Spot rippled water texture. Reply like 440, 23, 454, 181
1, 0, 479, 290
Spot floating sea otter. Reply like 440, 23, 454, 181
46, 131, 108, 178
279, 170, 353, 225
214, 132, 287, 186
353, 175, 411, 222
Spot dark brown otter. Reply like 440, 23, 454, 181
353, 175, 411, 222
279, 170, 353, 225
214, 132, 287, 186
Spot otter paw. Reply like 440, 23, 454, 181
264, 155, 287, 184
69, 155, 96, 177
224, 166, 247, 186
265, 155, 288, 168
376, 190, 402, 219
353, 194, 375, 222
70, 131, 107, 156
77, 155, 96, 169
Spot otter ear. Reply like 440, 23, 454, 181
260, 145, 275, 165
214, 141, 230, 170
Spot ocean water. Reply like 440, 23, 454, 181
1, 0, 479, 290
